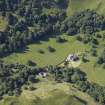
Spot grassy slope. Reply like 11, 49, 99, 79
0, 79, 97, 105
0, 92, 84, 105
0, 1, 105, 104
67, 0, 105, 16
66, 0, 105, 86
0, 16, 7, 32
2, 0, 105, 86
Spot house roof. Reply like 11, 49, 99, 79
66, 54, 78, 61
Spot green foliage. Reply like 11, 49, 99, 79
91, 48, 97, 57
27, 60, 37, 66
38, 49, 45, 54
56, 36, 67, 43
0, 62, 37, 97
47, 46, 56, 53
63, 9, 105, 35
0, 0, 67, 57
97, 49, 105, 64
49, 66, 105, 104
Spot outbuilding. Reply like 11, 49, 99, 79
66, 54, 79, 62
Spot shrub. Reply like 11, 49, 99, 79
38, 49, 45, 54
24, 86, 28, 90
102, 63, 105, 69
28, 75, 36, 83
56, 36, 67, 43
8, 91, 14, 96
91, 48, 97, 56
76, 35, 82, 41
27, 60, 37, 66
48, 46, 56, 52
29, 86, 36, 91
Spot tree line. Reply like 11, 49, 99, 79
0, 0, 67, 57
1, 0, 105, 57
0, 61, 105, 104
0, 61, 38, 98
48, 66, 105, 104
62, 9, 105, 35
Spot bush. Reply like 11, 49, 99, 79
14, 88, 21, 96
76, 35, 82, 41
102, 63, 105, 69
38, 49, 45, 54
29, 86, 36, 91
91, 38, 99, 45
82, 54, 89, 63
48, 46, 56, 52
28, 75, 36, 83
96, 34, 102, 38
8, 91, 14, 96
91, 49, 97, 56
56, 36, 67, 43
24, 86, 28, 90
27, 60, 37, 66
0, 96, 3, 100
97, 57, 103, 64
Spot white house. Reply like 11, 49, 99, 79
39, 72, 47, 78
66, 54, 79, 62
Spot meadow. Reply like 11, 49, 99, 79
3, 34, 89, 66
3, 33, 105, 86
67, 0, 105, 16
1, 0, 105, 105
0, 78, 97, 105
0, 16, 7, 32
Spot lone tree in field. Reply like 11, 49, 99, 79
27, 60, 37, 66
38, 49, 45, 54
97, 49, 105, 65
48, 46, 56, 52
82, 53, 89, 63
91, 48, 97, 57
56, 36, 67, 43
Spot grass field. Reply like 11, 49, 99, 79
0, 89, 85, 105
3, 34, 89, 67
1, 1, 105, 105
0, 16, 7, 32
67, 0, 105, 16
80, 56, 105, 86
3, 33, 105, 86
0, 79, 97, 105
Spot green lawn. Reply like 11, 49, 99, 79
80, 56, 105, 86
0, 79, 96, 105
0, 91, 85, 105
0, 16, 7, 32
67, 0, 105, 16
3, 34, 89, 67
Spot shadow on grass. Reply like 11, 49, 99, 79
73, 95, 87, 105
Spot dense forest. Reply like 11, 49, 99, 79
0, 0, 67, 57
0, 61, 38, 98
63, 9, 105, 35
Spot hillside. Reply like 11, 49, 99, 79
0, 0, 105, 105
67, 0, 105, 16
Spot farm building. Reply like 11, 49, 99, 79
38, 72, 47, 78
66, 54, 79, 62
